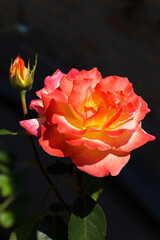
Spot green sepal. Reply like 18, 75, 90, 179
30, 54, 37, 80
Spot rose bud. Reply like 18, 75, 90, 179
10, 55, 37, 92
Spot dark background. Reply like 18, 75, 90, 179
0, 0, 160, 239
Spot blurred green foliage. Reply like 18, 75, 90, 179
0, 142, 31, 236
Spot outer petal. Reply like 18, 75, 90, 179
77, 68, 102, 88
59, 68, 79, 96
59, 75, 75, 97
29, 99, 45, 116
133, 97, 149, 122
41, 90, 68, 115
39, 123, 66, 157
20, 118, 45, 137
36, 69, 64, 98
97, 76, 133, 96
67, 68, 79, 78
115, 124, 155, 152
36, 87, 48, 99
39, 123, 83, 157
44, 69, 63, 91
72, 148, 130, 177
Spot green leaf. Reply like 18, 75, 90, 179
0, 210, 15, 228
46, 159, 74, 175
9, 214, 44, 240
0, 150, 16, 173
0, 151, 17, 164
0, 129, 17, 136
0, 162, 11, 174
0, 174, 13, 197
37, 231, 52, 240
9, 214, 68, 240
38, 215, 68, 240
82, 174, 106, 201
68, 195, 107, 240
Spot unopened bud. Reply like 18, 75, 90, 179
9, 55, 37, 92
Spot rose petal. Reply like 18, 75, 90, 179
39, 123, 87, 158
52, 114, 86, 135
97, 76, 133, 96
39, 123, 65, 157
59, 75, 75, 96
41, 89, 68, 113
36, 70, 64, 98
72, 148, 130, 177
59, 68, 79, 97
84, 107, 108, 129
11, 57, 25, 78
134, 97, 149, 122
109, 119, 138, 133
103, 108, 122, 129
66, 137, 111, 151
68, 77, 92, 113
107, 111, 134, 130
115, 124, 155, 152
41, 92, 84, 129
67, 68, 79, 78
29, 99, 45, 116
104, 129, 125, 137
78, 68, 102, 88
20, 118, 45, 137
44, 69, 63, 90
36, 87, 48, 99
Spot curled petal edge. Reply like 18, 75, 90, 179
20, 118, 45, 137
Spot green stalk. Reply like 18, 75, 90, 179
20, 90, 28, 119
0, 195, 15, 211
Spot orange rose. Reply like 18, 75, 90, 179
10, 56, 37, 92
20, 68, 155, 177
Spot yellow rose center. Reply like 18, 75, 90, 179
82, 93, 99, 118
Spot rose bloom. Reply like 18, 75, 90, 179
20, 68, 155, 177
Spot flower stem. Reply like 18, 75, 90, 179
0, 195, 15, 211
29, 136, 71, 213
20, 90, 28, 119
20, 91, 71, 214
